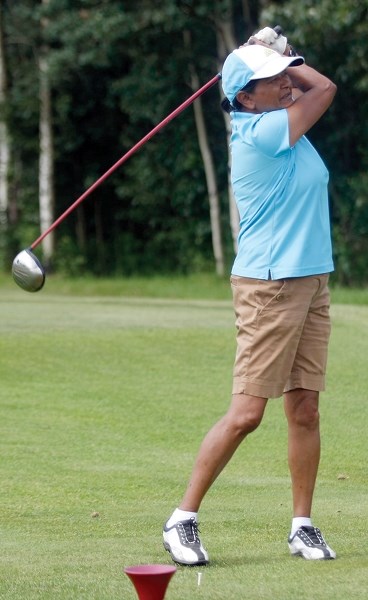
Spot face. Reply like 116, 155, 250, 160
237, 71, 294, 113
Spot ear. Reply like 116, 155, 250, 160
236, 91, 256, 111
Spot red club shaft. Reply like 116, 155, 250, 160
31, 73, 222, 250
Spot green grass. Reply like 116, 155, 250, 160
0, 278, 367, 599
1, 269, 368, 302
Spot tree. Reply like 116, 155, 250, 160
39, 0, 55, 266
180, 0, 260, 253
184, 29, 225, 276
0, 1, 10, 267
3, 0, 368, 284
3, 0, 41, 256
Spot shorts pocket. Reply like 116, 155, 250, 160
255, 279, 287, 310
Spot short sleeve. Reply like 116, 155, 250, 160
248, 110, 290, 157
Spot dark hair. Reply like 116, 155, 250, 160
221, 79, 259, 113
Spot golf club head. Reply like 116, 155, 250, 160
12, 249, 46, 293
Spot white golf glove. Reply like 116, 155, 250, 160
254, 26, 287, 55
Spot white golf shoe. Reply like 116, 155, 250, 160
288, 526, 336, 560
163, 517, 209, 566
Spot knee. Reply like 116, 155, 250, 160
286, 390, 320, 431
294, 406, 320, 431
226, 405, 264, 437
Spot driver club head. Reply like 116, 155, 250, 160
12, 249, 46, 293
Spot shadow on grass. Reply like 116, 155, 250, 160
172, 554, 288, 570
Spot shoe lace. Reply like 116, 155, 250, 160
179, 518, 200, 545
302, 526, 326, 547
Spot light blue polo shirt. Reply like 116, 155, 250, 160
230, 109, 334, 279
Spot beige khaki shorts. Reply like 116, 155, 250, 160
231, 274, 331, 398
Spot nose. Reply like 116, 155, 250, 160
279, 72, 292, 86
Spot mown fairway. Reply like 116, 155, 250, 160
0, 281, 366, 599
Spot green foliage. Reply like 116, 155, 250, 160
2, 0, 368, 282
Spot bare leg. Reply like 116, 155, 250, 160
284, 389, 320, 517
180, 394, 268, 512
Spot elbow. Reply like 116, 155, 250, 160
319, 79, 337, 108
326, 79, 337, 99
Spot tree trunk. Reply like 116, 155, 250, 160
184, 31, 225, 276
215, 17, 240, 254
214, 0, 258, 254
0, 3, 9, 239
39, 0, 54, 266
95, 199, 106, 274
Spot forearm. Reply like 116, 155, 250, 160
282, 39, 336, 96
287, 63, 337, 98
287, 63, 337, 146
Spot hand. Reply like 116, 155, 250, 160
252, 26, 287, 55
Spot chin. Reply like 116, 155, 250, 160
282, 98, 294, 108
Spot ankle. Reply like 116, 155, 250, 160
166, 508, 198, 528
290, 516, 312, 536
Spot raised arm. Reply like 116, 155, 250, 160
248, 29, 337, 147
286, 63, 337, 147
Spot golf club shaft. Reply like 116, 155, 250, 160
31, 73, 222, 250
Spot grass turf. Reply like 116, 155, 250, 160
0, 280, 367, 599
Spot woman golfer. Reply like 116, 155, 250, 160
163, 28, 337, 564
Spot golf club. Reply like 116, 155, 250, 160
12, 73, 222, 292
